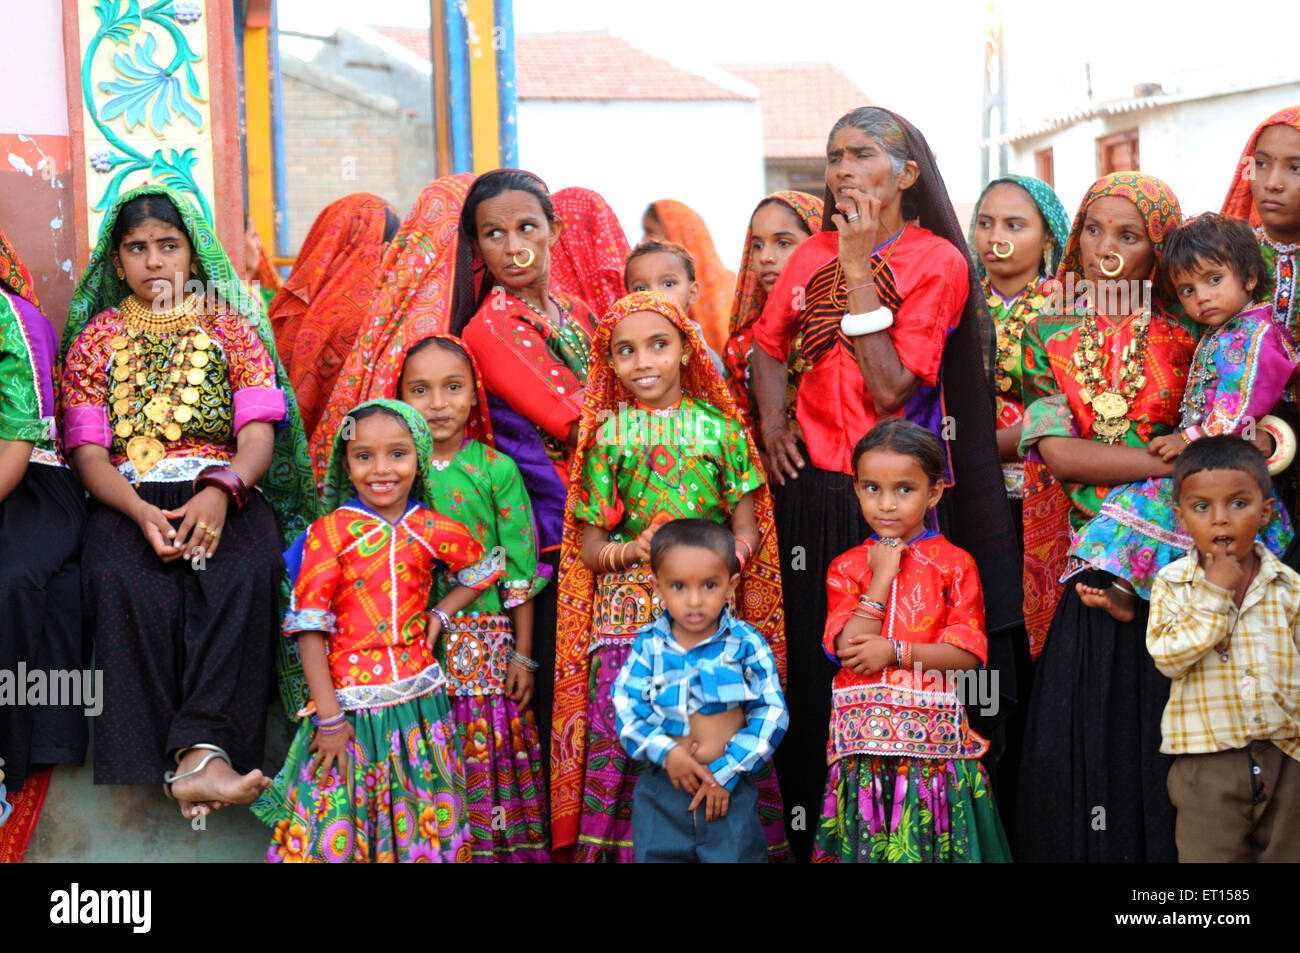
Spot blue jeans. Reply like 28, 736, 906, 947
632, 765, 767, 863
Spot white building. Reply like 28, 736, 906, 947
992, 76, 1300, 219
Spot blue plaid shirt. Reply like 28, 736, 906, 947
611, 608, 787, 791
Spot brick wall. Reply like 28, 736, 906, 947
281, 73, 431, 252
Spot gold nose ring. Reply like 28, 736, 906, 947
992, 240, 1014, 259
1099, 252, 1125, 277
512, 248, 535, 268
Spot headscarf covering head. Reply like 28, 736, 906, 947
62, 182, 319, 543
551, 288, 786, 850
1222, 106, 1300, 227
550, 187, 631, 316
394, 333, 495, 447
967, 174, 1070, 278
269, 192, 394, 438
728, 190, 823, 338
1057, 172, 1182, 305
320, 398, 437, 514
311, 173, 474, 485
0, 224, 39, 308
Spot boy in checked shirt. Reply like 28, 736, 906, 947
1147, 436, 1300, 861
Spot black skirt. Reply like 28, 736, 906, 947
0, 462, 87, 791
83, 480, 283, 784
1015, 569, 1176, 862
769, 453, 868, 862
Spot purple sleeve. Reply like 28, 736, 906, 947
485, 393, 566, 553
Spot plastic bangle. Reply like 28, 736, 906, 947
857, 596, 887, 613
312, 711, 345, 728
193, 465, 249, 511
508, 650, 539, 673
429, 606, 452, 633
856, 603, 885, 621
900, 641, 913, 670
840, 307, 893, 337
891, 639, 902, 667
1259, 415, 1296, 476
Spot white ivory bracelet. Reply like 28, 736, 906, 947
840, 308, 894, 337
1258, 415, 1297, 476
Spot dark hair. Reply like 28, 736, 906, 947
1172, 434, 1272, 499
624, 239, 696, 286
450, 169, 555, 335
345, 403, 412, 440
382, 205, 402, 243
851, 418, 944, 485
753, 196, 815, 238
1160, 212, 1270, 300
397, 335, 475, 393
649, 518, 739, 576
111, 193, 188, 250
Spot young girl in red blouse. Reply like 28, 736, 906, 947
815, 418, 1011, 862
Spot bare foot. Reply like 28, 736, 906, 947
1076, 581, 1137, 623
167, 747, 271, 819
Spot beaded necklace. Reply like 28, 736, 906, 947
112, 294, 212, 481
1071, 296, 1153, 445
984, 276, 1047, 399
1258, 226, 1298, 342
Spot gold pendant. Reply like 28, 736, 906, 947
113, 382, 132, 400
125, 435, 165, 479
114, 350, 131, 366
113, 420, 133, 439
143, 394, 171, 424
187, 367, 205, 386
1091, 391, 1129, 420
190, 351, 209, 369
174, 405, 193, 424
192, 332, 211, 350
113, 398, 132, 417
113, 365, 131, 382
181, 387, 200, 404
111, 335, 128, 350
163, 422, 183, 442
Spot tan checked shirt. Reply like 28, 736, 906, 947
1147, 544, 1300, 760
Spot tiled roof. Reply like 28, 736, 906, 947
721, 62, 870, 158
371, 26, 749, 101
515, 32, 748, 101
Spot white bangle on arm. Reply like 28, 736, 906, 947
841, 308, 894, 337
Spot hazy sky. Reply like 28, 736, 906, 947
277, 0, 1275, 200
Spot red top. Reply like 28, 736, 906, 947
753, 227, 969, 475
822, 533, 988, 692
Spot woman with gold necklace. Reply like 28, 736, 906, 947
968, 174, 1070, 510
1015, 173, 1194, 861
60, 185, 317, 821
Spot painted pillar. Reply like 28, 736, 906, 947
63, 0, 244, 271
430, 0, 518, 175
242, 0, 276, 256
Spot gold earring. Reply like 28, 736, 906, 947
680, 351, 690, 366
1042, 244, 1053, 277
115, 266, 125, 279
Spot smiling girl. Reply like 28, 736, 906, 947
254, 400, 501, 863
551, 291, 788, 861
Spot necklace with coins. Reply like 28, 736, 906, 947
111, 293, 212, 482
1072, 299, 1153, 445
986, 276, 1047, 400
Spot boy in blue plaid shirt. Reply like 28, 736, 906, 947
612, 519, 787, 862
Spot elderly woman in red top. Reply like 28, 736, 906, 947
751, 106, 1018, 860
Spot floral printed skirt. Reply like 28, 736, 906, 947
252, 688, 471, 863
574, 643, 791, 863
1070, 477, 1293, 599
450, 692, 550, 862
813, 755, 1011, 863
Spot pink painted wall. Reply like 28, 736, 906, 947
0, 4, 76, 328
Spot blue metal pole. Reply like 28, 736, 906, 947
495, 0, 518, 168
268, 0, 289, 259
444, 0, 472, 173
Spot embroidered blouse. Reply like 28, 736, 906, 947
821, 533, 989, 762
571, 396, 761, 542
1019, 307, 1195, 529
426, 438, 547, 612
60, 301, 288, 482
284, 500, 501, 692
752, 227, 969, 475
0, 289, 62, 465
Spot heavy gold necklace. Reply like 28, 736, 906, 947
1072, 305, 1152, 444
112, 294, 212, 481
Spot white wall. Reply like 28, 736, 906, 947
517, 98, 765, 272
1006, 85, 1300, 223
